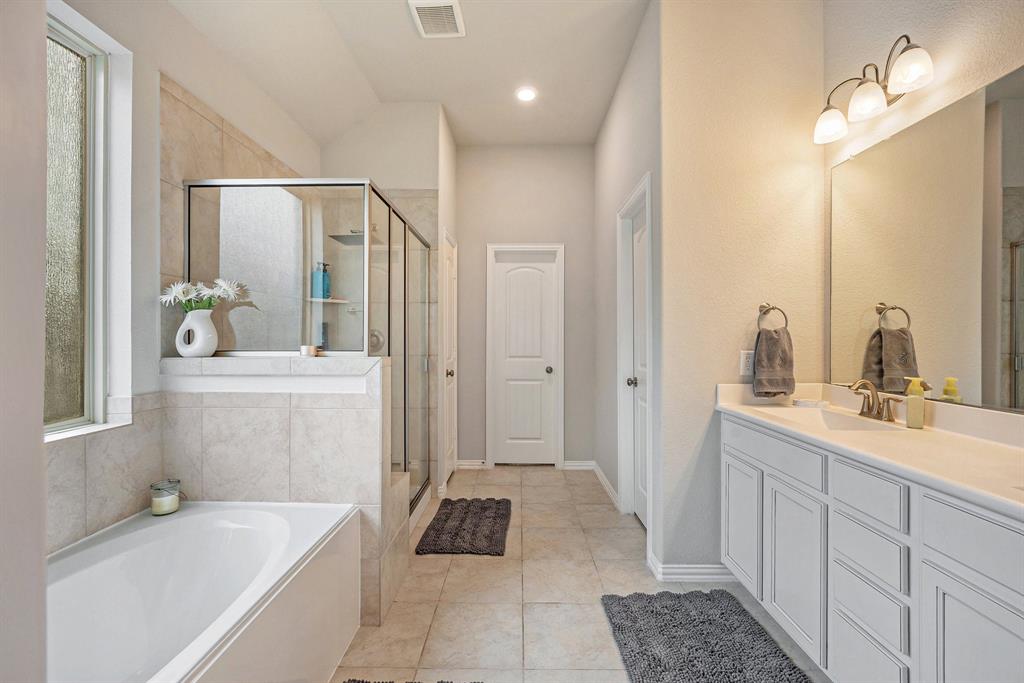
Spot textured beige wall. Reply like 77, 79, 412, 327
658, 0, 825, 565
593, 0, 660, 492
456, 145, 596, 463
0, 0, 47, 677
831, 91, 985, 403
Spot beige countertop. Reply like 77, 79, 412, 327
717, 386, 1024, 521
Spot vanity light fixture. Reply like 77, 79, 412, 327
813, 34, 934, 144
516, 86, 537, 102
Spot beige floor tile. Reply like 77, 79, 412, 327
476, 466, 523, 485
509, 503, 523, 528
331, 666, 417, 683
416, 668, 524, 683
563, 470, 600, 488
339, 602, 436, 667
585, 528, 646, 560
395, 556, 451, 603
409, 524, 427, 553
522, 485, 573, 504
416, 498, 442, 528
473, 484, 523, 503
523, 670, 629, 682
523, 603, 623, 670
575, 505, 642, 529
521, 467, 566, 486
522, 527, 592, 560
447, 470, 480, 487
440, 557, 523, 603
521, 503, 580, 528
444, 484, 475, 499
569, 484, 614, 505
594, 559, 669, 594
523, 559, 604, 603
503, 526, 523, 558
419, 603, 524, 669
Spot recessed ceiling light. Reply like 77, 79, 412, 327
516, 86, 537, 103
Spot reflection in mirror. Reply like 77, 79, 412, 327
830, 65, 1024, 412
187, 183, 366, 352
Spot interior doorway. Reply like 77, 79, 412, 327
485, 244, 565, 466
616, 173, 653, 528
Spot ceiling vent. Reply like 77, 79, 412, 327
408, 0, 465, 39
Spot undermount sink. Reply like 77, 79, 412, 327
749, 405, 900, 432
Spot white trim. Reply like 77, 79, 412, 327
485, 243, 565, 468
438, 228, 458, 494
647, 552, 739, 583
559, 460, 621, 510
616, 173, 654, 534
559, 460, 596, 470
455, 459, 488, 470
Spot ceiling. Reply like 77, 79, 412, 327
169, 0, 649, 146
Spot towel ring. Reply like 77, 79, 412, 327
757, 302, 789, 329
876, 302, 911, 328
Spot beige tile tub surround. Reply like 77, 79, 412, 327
347, 467, 830, 681
160, 357, 407, 626
336, 465, 829, 683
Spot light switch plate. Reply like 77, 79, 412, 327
739, 350, 755, 376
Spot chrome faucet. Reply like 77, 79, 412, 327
850, 379, 902, 422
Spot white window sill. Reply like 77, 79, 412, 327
44, 416, 132, 444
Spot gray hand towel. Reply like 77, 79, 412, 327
753, 327, 795, 397
861, 326, 925, 394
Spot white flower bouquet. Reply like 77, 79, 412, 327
160, 279, 247, 312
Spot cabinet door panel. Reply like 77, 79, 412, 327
764, 475, 826, 666
920, 563, 1024, 683
722, 451, 762, 598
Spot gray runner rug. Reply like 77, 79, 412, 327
343, 680, 479, 683
601, 589, 812, 683
415, 497, 511, 555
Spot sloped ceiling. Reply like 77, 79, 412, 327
171, 0, 648, 146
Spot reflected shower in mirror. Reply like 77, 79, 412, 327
829, 65, 1024, 412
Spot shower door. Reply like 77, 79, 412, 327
406, 230, 430, 507
1012, 241, 1023, 408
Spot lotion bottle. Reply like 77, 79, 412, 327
937, 377, 962, 403
904, 376, 925, 429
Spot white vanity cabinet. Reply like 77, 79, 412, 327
719, 411, 1024, 683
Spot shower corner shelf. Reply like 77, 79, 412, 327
307, 297, 350, 304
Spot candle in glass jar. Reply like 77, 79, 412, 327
151, 490, 179, 515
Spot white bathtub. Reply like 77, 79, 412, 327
47, 502, 360, 683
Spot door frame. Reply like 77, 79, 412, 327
485, 243, 565, 469
616, 172, 653, 521
437, 228, 458, 495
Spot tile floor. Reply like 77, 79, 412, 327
332, 466, 828, 683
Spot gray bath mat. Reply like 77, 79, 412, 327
342, 680, 479, 683
601, 589, 812, 683
415, 497, 511, 555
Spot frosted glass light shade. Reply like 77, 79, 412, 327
887, 45, 933, 94
813, 106, 848, 145
848, 79, 887, 122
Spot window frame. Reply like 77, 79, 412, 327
44, 17, 108, 434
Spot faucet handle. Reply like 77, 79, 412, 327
880, 396, 902, 422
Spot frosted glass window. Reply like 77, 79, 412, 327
44, 37, 88, 426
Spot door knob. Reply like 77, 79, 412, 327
545, 366, 553, 374
626, 377, 638, 387
446, 369, 455, 377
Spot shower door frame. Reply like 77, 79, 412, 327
1012, 240, 1023, 409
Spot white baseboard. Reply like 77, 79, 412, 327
436, 481, 447, 498
560, 460, 620, 509
455, 460, 488, 469
647, 552, 738, 582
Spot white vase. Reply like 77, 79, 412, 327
175, 309, 218, 357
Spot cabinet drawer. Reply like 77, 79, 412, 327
832, 560, 908, 654
722, 417, 824, 491
829, 610, 907, 683
922, 495, 1024, 596
832, 459, 908, 533
832, 511, 908, 593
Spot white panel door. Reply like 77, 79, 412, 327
487, 246, 563, 465
442, 236, 458, 482
632, 214, 649, 526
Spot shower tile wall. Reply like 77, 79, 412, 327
159, 74, 300, 356
1002, 187, 1024, 405
387, 190, 441, 496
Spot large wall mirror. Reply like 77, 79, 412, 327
830, 65, 1024, 413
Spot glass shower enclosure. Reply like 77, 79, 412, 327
183, 179, 431, 507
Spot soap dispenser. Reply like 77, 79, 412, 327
311, 262, 325, 299
321, 262, 332, 300
904, 376, 925, 429
937, 377, 962, 403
